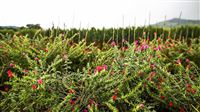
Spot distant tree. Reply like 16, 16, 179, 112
19, 26, 26, 29
26, 24, 42, 29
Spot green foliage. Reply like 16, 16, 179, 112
0, 29, 200, 112
0, 25, 200, 44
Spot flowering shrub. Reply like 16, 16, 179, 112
0, 33, 200, 112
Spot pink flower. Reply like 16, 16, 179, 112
9, 63, 14, 67
111, 41, 116, 46
144, 45, 149, 49
122, 39, 127, 43
134, 40, 139, 46
103, 64, 108, 70
141, 44, 149, 51
154, 45, 161, 51
24, 69, 29, 73
186, 59, 190, 63
176, 59, 181, 65
37, 79, 43, 84
139, 103, 145, 109
35, 57, 39, 61
83, 109, 88, 112
147, 77, 152, 81
121, 46, 128, 51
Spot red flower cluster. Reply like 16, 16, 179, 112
69, 89, 75, 94
96, 66, 104, 72
147, 71, 156, 81
31, 79, 43, 90
140, 44, 149, 51
154, 45, 162, 51
32, 84, 37, 90
160, 95, 165, 100
112, 89, 118, 101
169, 101, 173, 107
95, 65, 108, 73
7, 69, 14, 78
70, 99, 76, 105
185, 83, 196, 94
112, 94, 117, 101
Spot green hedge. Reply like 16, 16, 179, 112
0, 25, 200, 42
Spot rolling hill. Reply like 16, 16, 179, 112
154, 18, 200, 27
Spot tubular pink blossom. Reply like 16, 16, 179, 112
37, 79, 43, 84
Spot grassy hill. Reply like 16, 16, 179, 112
154, 18, 200, 27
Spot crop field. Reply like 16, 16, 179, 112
0, 26, 200, 112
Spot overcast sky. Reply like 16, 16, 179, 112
0, 0, 199, 28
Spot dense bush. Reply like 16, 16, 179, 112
0, 25, 200, 44
0, 32, 200, 111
